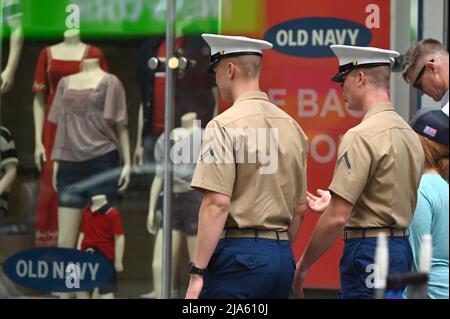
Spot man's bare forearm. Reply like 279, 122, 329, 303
192, 193, 230, 269
288, 203, 307, 244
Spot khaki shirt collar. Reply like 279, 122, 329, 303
362, 102, 395, 122
234, 91, 270, 104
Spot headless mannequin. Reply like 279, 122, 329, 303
33, 29, 88, 172
146, 112, 199, 298
132, 26, 220, 166
76, 195, 125, 299
1, 1, 23, 93
53, 58, 131, 249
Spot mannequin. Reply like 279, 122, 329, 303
32, 28, 109, 247
50, 57, 130, 251
1, 0, 23, 93
76, 194, 125, 299
143, 112, 203, 298
0, 126, 19, 219
133, 29, 219, 166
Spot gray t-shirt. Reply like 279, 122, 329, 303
49, 73, 128, 162
154, 129, 203, 184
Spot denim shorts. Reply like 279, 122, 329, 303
156, 190, 202, 235
57, 150, 120, 208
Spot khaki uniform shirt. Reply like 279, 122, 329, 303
191, 92, 308, 231
329, 102, 425, 229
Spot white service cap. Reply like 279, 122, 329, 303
202, 33, 273, 72
330, 45, 400, 82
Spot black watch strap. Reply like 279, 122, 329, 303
188, 262, 207, 276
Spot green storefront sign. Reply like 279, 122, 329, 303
1, 0, 220, 38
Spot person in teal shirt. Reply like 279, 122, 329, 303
407, 107, 449, 299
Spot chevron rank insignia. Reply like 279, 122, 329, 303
336, 151, 351, 171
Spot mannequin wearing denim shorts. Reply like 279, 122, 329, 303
49, 58, 131, 251
146, 112, 203, 298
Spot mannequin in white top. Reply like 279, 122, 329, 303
52, 58, 131, 250
145, 112, 201, 298
33, 29, 88, 171
76, 195, 125, 299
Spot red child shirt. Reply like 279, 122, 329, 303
79, 206, 124, 261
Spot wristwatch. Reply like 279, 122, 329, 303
188, 262, 207, 276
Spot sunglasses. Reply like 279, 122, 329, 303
412, 59, 434, 89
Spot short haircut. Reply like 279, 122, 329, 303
401, 38, 448, 81
229, 55, 262, 80
351, 65, 391, 90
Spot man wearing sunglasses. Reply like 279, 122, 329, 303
402, 39, 449, 116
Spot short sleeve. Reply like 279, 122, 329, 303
296, 124, 308, 205
32, 48, 49, 95
0, 126, 19, 168
191, 120, 236, 197
104, 76, 128, 125
47, 77, 66, 124
86, 46, 109, 72
109, 209, 124, 235
328, 132, 373, 205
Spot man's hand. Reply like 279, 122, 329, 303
307, 189, 331, 213
292, 258, 310, 298
185, 274, 204, 299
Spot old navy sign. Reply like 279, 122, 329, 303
264, 17, 372, 57
3, 248, 113, 293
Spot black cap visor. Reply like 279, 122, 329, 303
204, 51, 262, 73
331, 62, 392, 82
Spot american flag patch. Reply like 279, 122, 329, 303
423, 125, 437, 137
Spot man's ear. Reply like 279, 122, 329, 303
427, 60, 437, 73
227, 62, 235, 79
357, 70, 367, 86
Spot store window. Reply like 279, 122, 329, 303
2, 0, 444, 299
1, 0, 219, 299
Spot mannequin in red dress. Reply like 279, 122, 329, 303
32, 29, 109, 247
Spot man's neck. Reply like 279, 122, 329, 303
361, 91, 391, 115
231, 81, 261, 102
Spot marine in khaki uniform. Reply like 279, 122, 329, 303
292, 45, 425, 299
185, 34, 308, 299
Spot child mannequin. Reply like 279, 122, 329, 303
76, 194, 125, 299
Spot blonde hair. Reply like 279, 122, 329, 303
418, 134, 449, 182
